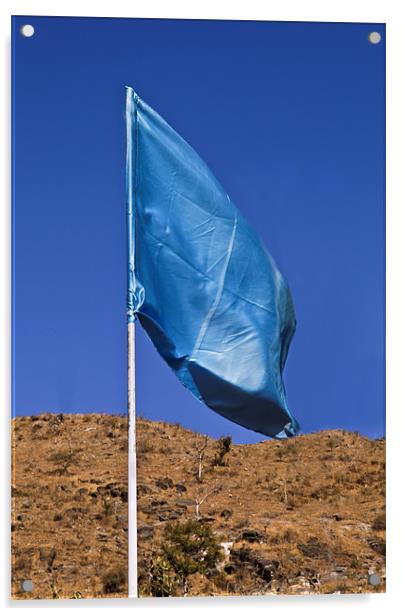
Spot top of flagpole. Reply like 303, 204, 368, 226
126, 86, 145, 324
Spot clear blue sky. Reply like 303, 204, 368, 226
12, 17, 385, 443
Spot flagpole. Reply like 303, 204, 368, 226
127, 319, 137, 598
126, 85, 138, 599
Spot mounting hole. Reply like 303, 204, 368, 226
20, 24, 35, 38
368, 31, 381, 45
21, 579, 34, 592
368, 573, 381, 586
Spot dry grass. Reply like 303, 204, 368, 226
11, 413, 385, 599
11, 413, 128, 599
135, 419, 385, 596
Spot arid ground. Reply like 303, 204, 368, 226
11, 413, 385, 599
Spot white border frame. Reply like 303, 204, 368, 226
1, 2, 400, 614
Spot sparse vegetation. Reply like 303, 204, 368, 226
11, 414, 386, 599
160, 520, 222, 593
212, 436, 232, 467
142, 557, 175, 597
102, 566, 127, 594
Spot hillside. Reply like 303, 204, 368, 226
11, 413, 385, 599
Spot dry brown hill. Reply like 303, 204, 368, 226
11, 413, 385, 599
136, 417, 385, 596
11, 413, 128, 599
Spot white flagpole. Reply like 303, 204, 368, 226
126, 86, 138, 599
127, 319, 137, 598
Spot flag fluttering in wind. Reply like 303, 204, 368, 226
126, 87, 300, 438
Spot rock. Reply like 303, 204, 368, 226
137, 483, 151, 496
138, 525, 154, 539
220, 541, 234, 559
158, 504, 174, 513
108, 485, 127, 500
200, 516, 215, 523
231, 547, 279, 583
22, 499, 32, 509
224, 564, 236, 574
298, 537, 331, 561
321, 571, 347, 584
289, 585, 311, 594
155, 477, 174, 490
240, 529, 265, 543
175, 500, 192, 509
150, 499, 168, 508
367, 537, 386, 556
291, 576, 310, 588
174, 498, 195, 506
220, 509, 233, 519
168, 511, 181, 520
175, 483, 187, 493
258, 559, 279, 582
116, 514, 128, 524
119, 488, 128, 502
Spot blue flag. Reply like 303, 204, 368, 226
126, 87, 300, 438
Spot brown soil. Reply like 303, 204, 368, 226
11, 413, 385, 599
11, 413, 128, 600
135, 418, 385, 596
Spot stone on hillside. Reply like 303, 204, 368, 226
240, 529, 265, 543
175, 483, 187, 493
298, 537, 332, 561
174, 498, 195, 506
367, 537, 386, 556
155, 477, 174, 490
138, 525, 154, 539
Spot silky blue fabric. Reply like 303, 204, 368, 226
126, 87, 300, 438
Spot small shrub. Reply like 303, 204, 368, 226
145, 557, 175, 597
70, 591, 83, 599
102, 566, 127, 594
49, 578, 62, 599
48, 450, 78, 475
212, 436, 232, 467
161, 519, 222, 588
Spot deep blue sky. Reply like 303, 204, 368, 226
12, 17, 385, 443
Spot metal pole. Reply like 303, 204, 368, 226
126, 86, 137, 599
127, 319, 137, 598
